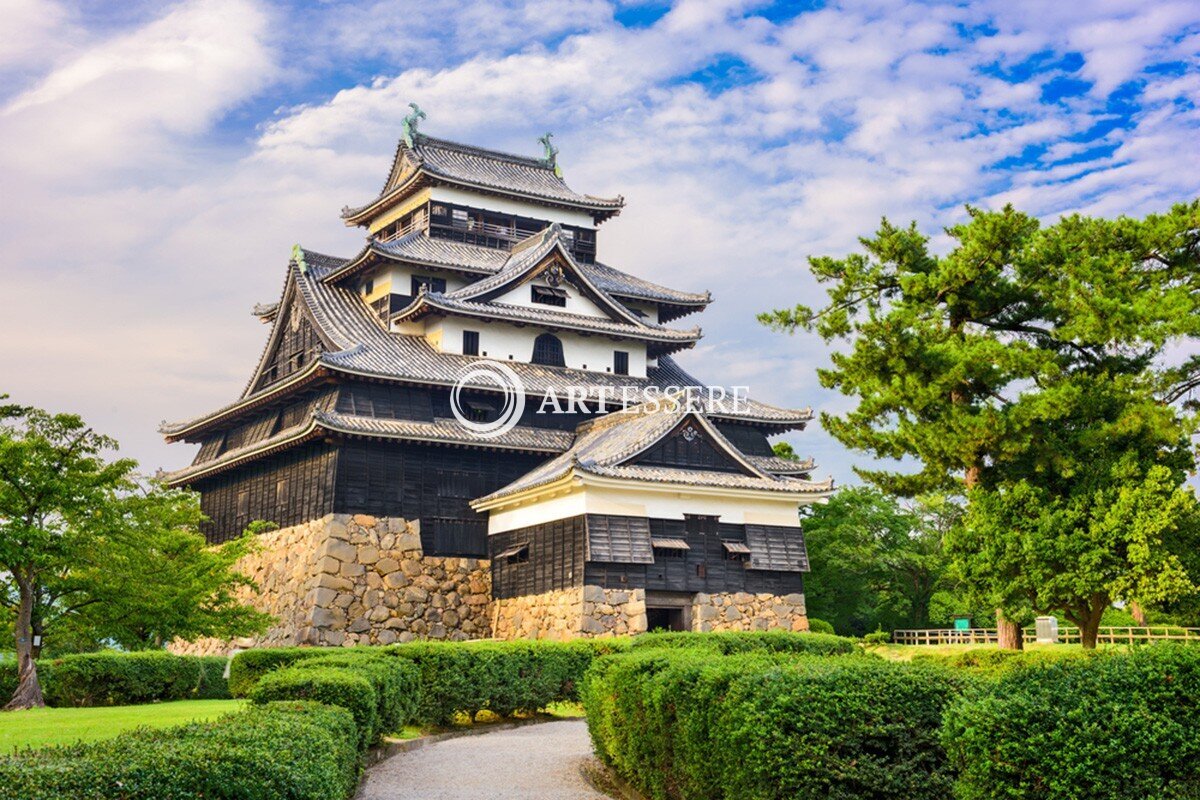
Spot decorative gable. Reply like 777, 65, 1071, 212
628, 418, 757, 475
249, 293, 327, 393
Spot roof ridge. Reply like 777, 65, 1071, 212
415, 134, 555, 170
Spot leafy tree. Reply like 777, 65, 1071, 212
951, 376, 1200, 648
763, 202, 1200, 647
0, 399, 271, 709
801, 487, 951, 635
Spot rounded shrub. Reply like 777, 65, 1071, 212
806, 617, 836, 635
943, 644, 1200, 800
294, 653, 419, 735
228, 647, 322, 697
249, 666, 380, 749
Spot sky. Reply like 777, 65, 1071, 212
0, 0, 1198, 486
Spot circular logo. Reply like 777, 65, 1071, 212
450, 362, 526, 438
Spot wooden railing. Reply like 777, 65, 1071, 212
893, 626, 1200, 646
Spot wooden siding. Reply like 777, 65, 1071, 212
253, 299, 326, 392
494, 514, 806, 598
196, 442, 338, 543
489, 517, 587, 599
333, 439, 544, 557
631, 420, 749, 474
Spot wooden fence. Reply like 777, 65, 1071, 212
892, 626, 1200, 646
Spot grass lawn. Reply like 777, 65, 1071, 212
869, 642, 1123, 661
0, 699, 246, 752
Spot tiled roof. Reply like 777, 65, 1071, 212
747, 455, 817, 474
473, 396, 833, 505
162, 411, 573, 485
161, 249, 812, 438
322, 231, 710, 309
343, 134, 624, 222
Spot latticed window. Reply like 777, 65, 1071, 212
614, 351, 629, 375
531, 333, 566, 367
462, 330, 480, 356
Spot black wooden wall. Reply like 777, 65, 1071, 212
197, 442, 337, 543
490, 514, 805, 599
332, 439, 545, 557
489, 518, 587, 599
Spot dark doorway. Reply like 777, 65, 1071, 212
646, 607, 686, 632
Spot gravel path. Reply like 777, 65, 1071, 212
357, 719, 611, 800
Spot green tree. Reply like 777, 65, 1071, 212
762, 202, 1200, 648
0, 399, 271, 709
951, 376, 1200, 648
801, 487, 951, 635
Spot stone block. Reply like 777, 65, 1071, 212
316, 556, 341, 575
582, 585, 605, 603
376, 558, 400, 574
383, 572, 410, 590
358, 546, 380, 565
315, 573, 353, 591
340, 562, 365, 577
405, 586, 429, 603
320, 538, 358, 563
353, 514, 377, 528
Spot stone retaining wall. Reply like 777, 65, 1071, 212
491, 585, 649, 639
171, 514, 492, 655
692, 591, 808, 633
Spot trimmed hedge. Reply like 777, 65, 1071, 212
583, 647, 970, 800
386, 638, 629, 725
944, 645, 1200, 800
806, 617, 836, 635
628, 629, 858, 656
228, 647, 315, 697
0, 652, 231, 707
229, 639, 630, 725
249, 653, 420, 748
42, 651, 201, 707
0, 701, 359, 800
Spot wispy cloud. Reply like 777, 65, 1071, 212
0, 0, 1196, 482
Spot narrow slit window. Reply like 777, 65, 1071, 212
462, 330, 480, 356
614, 351, 629, 375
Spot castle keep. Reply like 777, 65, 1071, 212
163, 112, 832, 650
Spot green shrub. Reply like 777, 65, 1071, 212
42, 651, 201, 707
228, 647, 320, 697
0, 701, 359, 800
195, 655, 232, 699
584, 648, 969, 800
250, 666, 380, 749
294, 653, 419, 735
943, 645, 1200, 800
628, 629, 857, 656
387, 638, 626, 725
806, 617, 836, 635
0, 659, 18, 702
863, 628, 891, 645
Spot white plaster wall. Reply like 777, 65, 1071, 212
486, 481, 810, 534
493, 277, 611, 318
430, 186, 597, 230
427, 316, 648, 377
363, 265, 469, 302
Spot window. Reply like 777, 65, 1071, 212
236, 490, 249, 518
495, 542, 529, 564
531, 333, 566, 367
275, 478, 290, 507
462, 330, 480, 356
362, 279, 374, 296
462, 397, 495, 423
412, 275, 447, 295
614, 351, 629, 375
531, 285, 568, 307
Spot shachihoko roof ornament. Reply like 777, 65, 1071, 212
401, 103, 427, 148
291, 243, 308, 275
538, 132, 561, 177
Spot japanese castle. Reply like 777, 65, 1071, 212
163, 110, 833, 647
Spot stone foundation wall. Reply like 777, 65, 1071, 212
171, 514, 492, 655
491, 585, 648, 639
692, 591, 808, 633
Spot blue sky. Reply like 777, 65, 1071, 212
1, 0, 1198, 484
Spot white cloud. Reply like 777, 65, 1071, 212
0, 0, 1197, 486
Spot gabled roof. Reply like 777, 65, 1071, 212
342, 134, 624, 226
319, 232, 711, 319
160, 247, 812, 440
472, 395, 833, 507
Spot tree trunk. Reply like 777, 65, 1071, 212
5, 574, 45, 710
1078, 595, 1107, 650
996, 609, 1023, 651
1130, 602, 1146, 626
